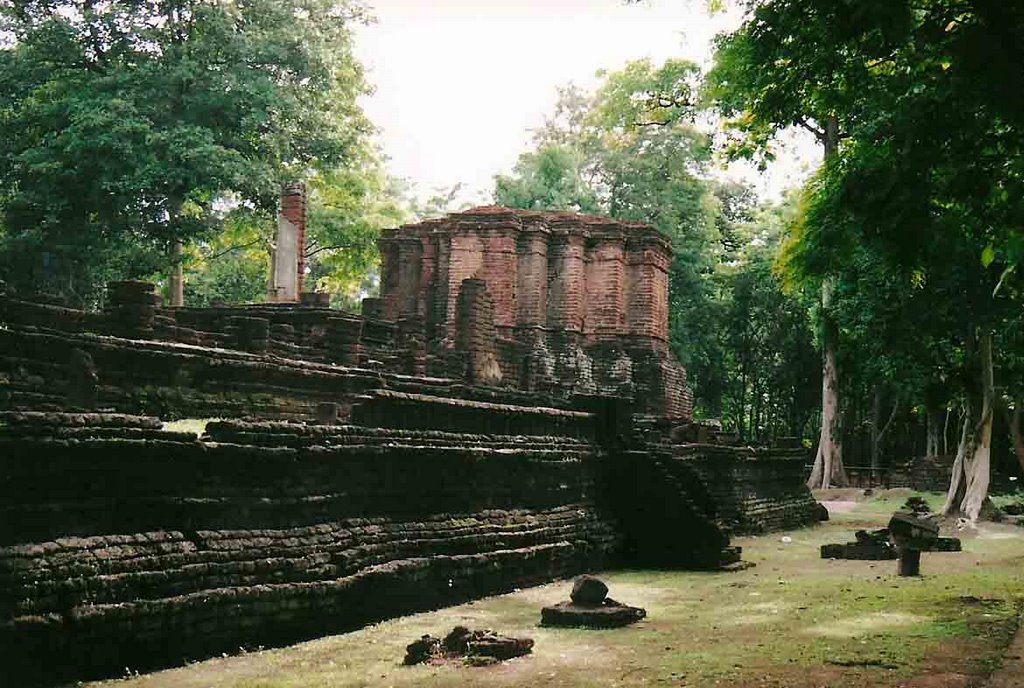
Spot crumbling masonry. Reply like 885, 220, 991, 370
0, 207, 818, 685
378, 206, 690, 418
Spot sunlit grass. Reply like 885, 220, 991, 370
160, 418, 222, 437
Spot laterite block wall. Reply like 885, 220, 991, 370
676, 445, 820, 534
0, 415, 618, 683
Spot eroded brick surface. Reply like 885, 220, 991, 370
379, 206, 692, 419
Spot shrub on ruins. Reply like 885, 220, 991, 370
0, 0, 374, 306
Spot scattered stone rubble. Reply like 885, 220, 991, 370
403, 626, 534, 667
540, 575, 647, 628
821, 508, 961, 561
903, 496, 931, 515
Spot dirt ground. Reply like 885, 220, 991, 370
89, 490, 1024, 688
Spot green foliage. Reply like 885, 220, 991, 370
706, 0, 912, 164
305, 155, 408, 309
714, 0, 1024, 470
494, 59, 816, 439
494, 145, 598, 213
0, 0, 372, 305
181, 206, 270, 307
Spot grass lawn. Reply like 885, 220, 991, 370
91, 490, 1024, 688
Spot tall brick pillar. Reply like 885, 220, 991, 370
546, 230, 587, 332
625, 234, 671, 345
584, 226, 626, 340
269, 183, 306, 302
516, 225, 549, 329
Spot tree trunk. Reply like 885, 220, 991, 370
738, 362, 748, 441
169, 240, 184, 307
1008, 403, 1024, 474
942, 406, 952, 455
807, 281, 846, 488
806, 118, 846, 490
871, 387, 882, 481
942, 328, 994, 522
926, 405, 943, 457
871, 388, 898, 483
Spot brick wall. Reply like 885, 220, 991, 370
378, 207, 692, 420
0, 414, 619, 683
584, 230, 627, 338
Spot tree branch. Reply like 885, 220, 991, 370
205, 238, 263, 261
305, 243, 361, 258
796, 116, 826, 141
878, 399, 900, 442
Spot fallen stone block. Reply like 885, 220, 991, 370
820, 542, 897, 560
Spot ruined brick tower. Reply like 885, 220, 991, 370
267, 182, 307, 302
378, 206, 692, 419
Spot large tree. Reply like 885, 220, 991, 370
706, 0, 913, 488
727, 0, 1024, 518
0, 0, 372, 305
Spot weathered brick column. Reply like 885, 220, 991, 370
546, 229, 587, 333
625, 232, 671, 347
326, 317, 362, 366
455, 278, 501, 384
397, 314, 427, 376
584, 223, 627, 340
515, 223, 549, 329
268, 183, 307, 302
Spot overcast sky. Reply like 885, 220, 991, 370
354, 0, 818, 205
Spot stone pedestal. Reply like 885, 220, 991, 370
106, 281, 158, 339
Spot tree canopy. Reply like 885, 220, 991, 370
495, 59, 819, 442
709, 0, 1024, 516
0, 0, 374, 305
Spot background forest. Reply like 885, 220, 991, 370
1, 0, 1022, 515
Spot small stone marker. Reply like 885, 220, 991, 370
570, 574, 609, 606
888, 511, 939, 576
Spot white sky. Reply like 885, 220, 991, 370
354, 0, 819, 205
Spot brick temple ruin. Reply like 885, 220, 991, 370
0, 205, 819, 684
378, 206, 689, 418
